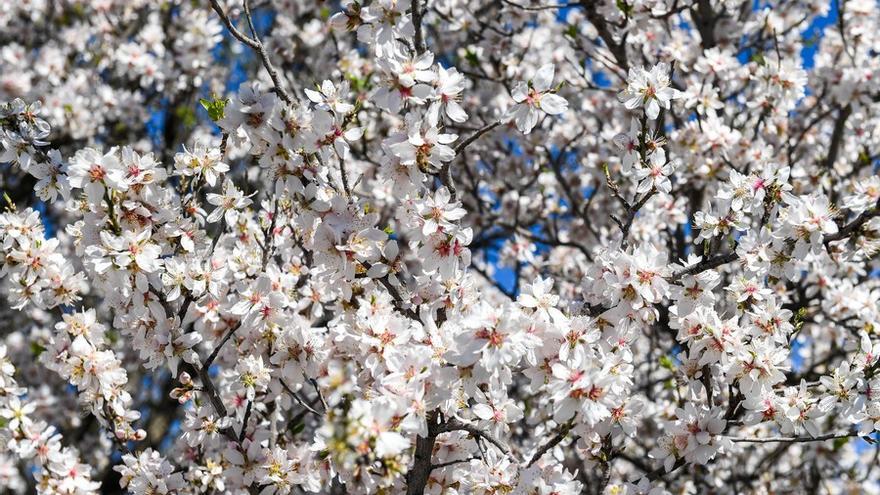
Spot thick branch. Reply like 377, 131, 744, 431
405, 414, 517, 494
821, 105, 851, 170
406, 412, 441, 495
412, 0, 426, 54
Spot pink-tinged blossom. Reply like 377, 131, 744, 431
0, 3, 878, 493
506, 64, 568, 134
619, 63, 680, 120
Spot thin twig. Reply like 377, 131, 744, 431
525, 421, 573, 467
500, 0, 576, 11
280, 379, 322, 416
453, 120, 503, 156
203, 322, 242, 369
431, 456, 478, 469
443, 418, 514, 459
239, 400, 253, 442
671, 252, 739, 281
209, 0, 294, 104
727, 432, 855, 444
442, 120, 502, 199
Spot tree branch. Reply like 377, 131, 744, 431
441, 120, 502, 199
209, 0, 294, 104
727, 432, 856, 444
525, 421, 573, 467
821, 105, 851, 170
412, 0, 426, 54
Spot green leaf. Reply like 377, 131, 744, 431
290, 421, 306, 436
347, 74, 369, 93
199, 95, 229, 122
832, 436, 850, 451
659, 355, 676, 371
30, 341, 46, 358
175, 105, 197, 128
464, 49, 479, 67
751, 52, 767, 66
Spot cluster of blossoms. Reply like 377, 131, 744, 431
0, 0, 879, 494
0, 344, 101, 493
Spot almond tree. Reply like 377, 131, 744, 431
1, 1, 880, 494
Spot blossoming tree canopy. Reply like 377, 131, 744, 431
1, 0, 880, 493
